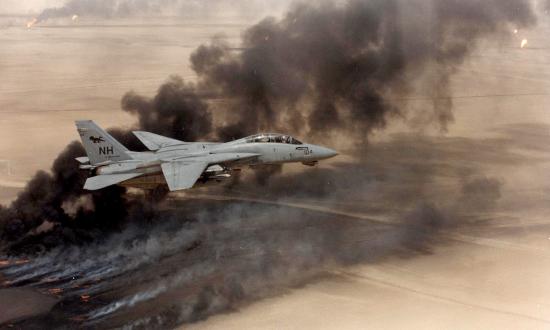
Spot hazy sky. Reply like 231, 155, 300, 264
1, 0, 63, 15
0, 0, 293, 16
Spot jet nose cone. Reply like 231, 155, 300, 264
326, 148, 338, 158
318, 147, 338, 159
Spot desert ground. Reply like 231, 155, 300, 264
1, 7, 550, 330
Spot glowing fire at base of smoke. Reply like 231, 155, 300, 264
520, 39, 528, 48
48, 288, 63, 295
80, 295, 91, 302
26, 18, 37, 29
42, 277, 58, 283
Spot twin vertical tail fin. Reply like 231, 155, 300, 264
75, 120, 133, 165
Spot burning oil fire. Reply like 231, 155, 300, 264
80, 295, 91, 302
48, 288, 63, 295
520, 39, 528, 48
42, 277, 58, 283
26, 18, 38, 29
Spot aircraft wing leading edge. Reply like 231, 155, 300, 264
133, 131, 185, 150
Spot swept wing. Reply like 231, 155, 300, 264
160, 152, 259, 191
161, 161, 208, 191
132, 131, 185, 151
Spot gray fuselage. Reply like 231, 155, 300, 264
95, 134, 337, 189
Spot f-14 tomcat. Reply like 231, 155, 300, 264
75, 120, 338, 191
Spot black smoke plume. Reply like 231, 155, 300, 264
3, 0, 535, 245
1, 135, 511, 328
121, 76, 213, 142
0, 79, 220, 253
0, 0, 537, 326
2, 0, 535, 252
188, 0, 534, 140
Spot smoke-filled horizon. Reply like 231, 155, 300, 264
0, 0, 543, 326
0, 0, 536, 252
1, 131, 515, 326
122, 0, 536, 142
26, 0, 292, 23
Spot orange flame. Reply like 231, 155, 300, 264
42, 277, 58, 283
48, 288, 63, 295
80, 295, 90, 302
0, 260, 9, 266
26, 18, 38, 29
520, 39, 528, 49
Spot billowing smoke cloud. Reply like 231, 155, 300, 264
121, 76, 213, 142
1, 134, 510, 327
0, 146, 150, 254
185, 0, 535, 140
2, 0, 534, 255
0, 0, 537, 326
2, 0, 534, 254
0, 80, 217, 251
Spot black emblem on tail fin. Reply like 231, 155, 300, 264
89, 136, 105, 143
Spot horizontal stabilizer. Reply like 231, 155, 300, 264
84, 173, 142, 190
133, 131, 185, 151
161, 161, 207, 191
75, 156, 90, 164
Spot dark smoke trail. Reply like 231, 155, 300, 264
121, 76, 213, 142
1, 134, 510, 327
187, 0, 534, 140
32, 0, 291, 23
0, 0, 534, 327
2, 0, 536, 251
0, 77, 221, 253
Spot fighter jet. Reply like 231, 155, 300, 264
75, 120, 338, 191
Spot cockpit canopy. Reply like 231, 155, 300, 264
244, 133, 303, 145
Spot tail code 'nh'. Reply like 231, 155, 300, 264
75, 120, 133, 165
